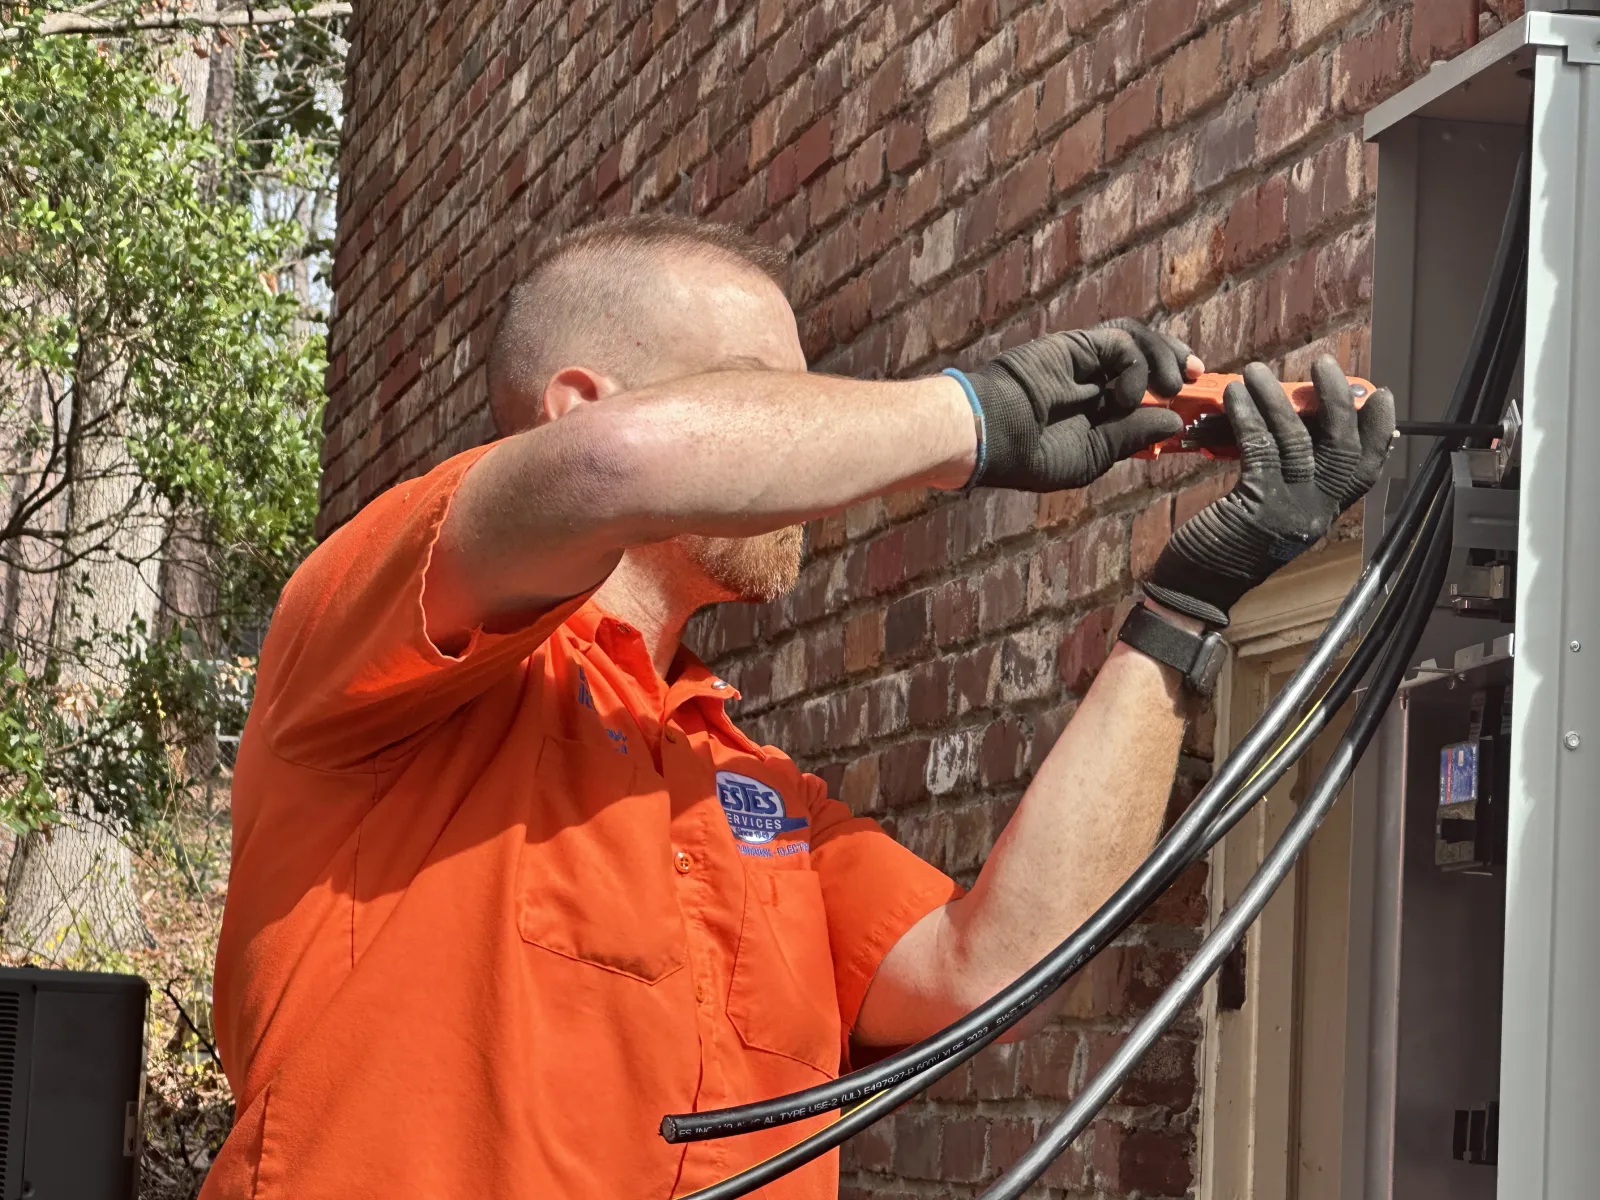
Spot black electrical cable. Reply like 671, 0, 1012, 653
977, 140, 1530, 1200
977, 488, 1457, 1200
672, 485, 1454, 1200
661, 141, 1532, 1149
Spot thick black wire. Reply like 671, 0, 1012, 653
978, 140, 1529, 1200
978, 487, 1457, 1200
661, 141, 1533, 1148
673, 486, 1451, 1200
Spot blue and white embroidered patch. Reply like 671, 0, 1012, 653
716, 771, 808, 848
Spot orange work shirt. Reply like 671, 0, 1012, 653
202, 445, 959, 1200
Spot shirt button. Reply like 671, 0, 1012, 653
674, 850, 693, 874
695, 982, 708, 1003
665, 730, 681, 744
711, 679, 728, 690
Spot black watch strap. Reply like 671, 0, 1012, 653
1117, 602, 1228, 699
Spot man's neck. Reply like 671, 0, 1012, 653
591, 551, 713, 678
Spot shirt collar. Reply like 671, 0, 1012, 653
569, 599, 741, 711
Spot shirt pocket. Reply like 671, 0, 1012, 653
726, 867, 842, 1077
517, 735, 686, 984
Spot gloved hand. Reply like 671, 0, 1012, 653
950, 318, 1193, 491
1144, 356, 1397, 627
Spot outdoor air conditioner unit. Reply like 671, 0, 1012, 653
0, 966, 147, 1200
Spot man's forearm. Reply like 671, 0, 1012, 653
429, 371, 976, 639
855, 606, 1195, 1046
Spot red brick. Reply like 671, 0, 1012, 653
1017, 2, 1070, 73
1173, 469, 1236, 526
934, 1120, 985, 1184
1060, 605, 1117, 692
1222, 174, 1288, 272
885, 118, 923, 173
1161, 212, 1223, 307
1412, 0, 1477, 67
1144, 0, 1201, 61
1334, 11, 1409, 114
1257, 51, 1329, 160
1130, 495, 1173, 578
892, 1112, 943, 1180
930, 273, 982, 349
1031, 209, 1083, 293
1100, 243, 1161, 321
1052, 109, 1104, 198
1039, 44, 1092, 131
997, 150, 1051, 233
1104, 72, 1160, 162
1089, 8, 1145, 98
844, 608, 884, 672
1249, 0, 1289, 75
1289, 133, 1366, 239
1093, 1123, 1196, 1197
958, 0, 1001, 56
1019, 1027, 1080, 1098
982, 239, 1029, 322
992, 86, 1038, 166
1161, 24, 1226, 124
1194, 96, 1257, 191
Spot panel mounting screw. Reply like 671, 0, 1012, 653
1565, 732, 1582, 750
1572, 640, 1582, 652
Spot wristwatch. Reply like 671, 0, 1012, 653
1116, 601, 1228, 699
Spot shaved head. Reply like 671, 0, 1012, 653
488, 215, 789, 435
485, 215, 807, 606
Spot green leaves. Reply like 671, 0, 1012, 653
1, 27, 324, 568
0, 23, 333, 831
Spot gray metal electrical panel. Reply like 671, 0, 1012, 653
1347, 14, 1600, 1199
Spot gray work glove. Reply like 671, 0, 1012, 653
948, 318, 1190, 492
1144, 356, 1397, 627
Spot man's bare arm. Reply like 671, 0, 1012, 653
853, 602, 1200, 1046
424, 372, 976, 645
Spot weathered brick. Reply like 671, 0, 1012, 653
1412, 0, 1476, 67
997, 150, 1051, 234
1334, 11, 1409, 113
1060, 604, 1118, 692
1160, 24, 1226, 125
1093, 1123, 1196, 1197
1222, 173, 1288, 272
1257, 51, 1328, 160
1052, 108, 1104, 198
1194, 95, 1256, 192
1144, 0, 1201, 62
1161, 211, 1223, 307
1104, 73, 1160, 163
992, 86, 1038, 166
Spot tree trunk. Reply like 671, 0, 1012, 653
1, 15, 223, 964
2, 354, 161, 960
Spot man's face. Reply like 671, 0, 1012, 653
634, 254, 809, 606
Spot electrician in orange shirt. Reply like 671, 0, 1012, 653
205, 214, 1393, 1199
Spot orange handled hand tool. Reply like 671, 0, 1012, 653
1136, 372, 1376, 459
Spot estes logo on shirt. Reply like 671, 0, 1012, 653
716, 771, 808, 853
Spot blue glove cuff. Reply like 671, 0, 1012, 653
942, 368, 987, 492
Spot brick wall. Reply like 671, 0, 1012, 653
323, 0, 1515, 1191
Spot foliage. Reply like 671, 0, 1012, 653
0, 21, 326, 579
0, 627, 253, 837
0, 15, 334, 834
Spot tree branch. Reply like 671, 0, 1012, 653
10, 2, 351, 37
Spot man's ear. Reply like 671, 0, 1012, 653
540, 366, 622, 424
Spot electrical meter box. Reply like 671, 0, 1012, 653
1344, 13, 1600, 1200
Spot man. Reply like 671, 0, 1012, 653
204, 215, 1393, 1199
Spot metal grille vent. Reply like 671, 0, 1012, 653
0, 991, 19, 1192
